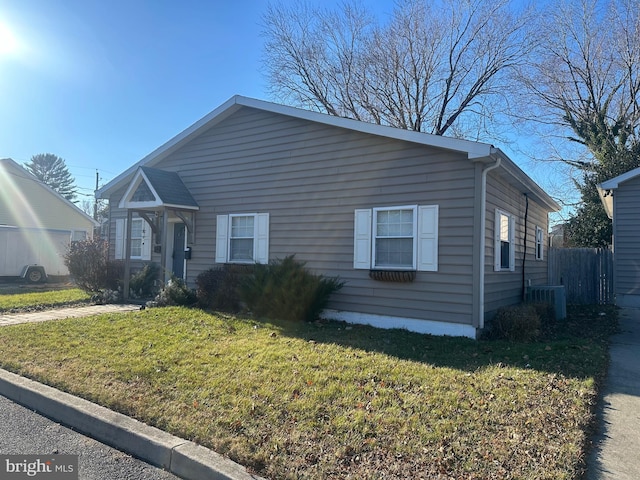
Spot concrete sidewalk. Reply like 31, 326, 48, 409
586, 307, 640, 480
0, 304, 264, 480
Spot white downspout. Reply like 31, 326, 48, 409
478, 154, 501, 330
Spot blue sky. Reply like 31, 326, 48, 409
0, 0, 564, 214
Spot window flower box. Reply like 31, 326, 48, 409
368, 270, 416, 282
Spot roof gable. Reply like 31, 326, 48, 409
0, 158, 98, 227
98, 96, 495, 197
97, 96, 559, 212
118, 167, 199, 210
599, 166, 640, 190
597, 166, 640, 218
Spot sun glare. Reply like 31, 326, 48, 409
0, 20, 19, 57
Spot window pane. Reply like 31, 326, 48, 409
232, 216, 254, 238
500, 241, 510, 269
498, 213, 512, 269
131, 219, 143, 237
536, 228, 543, 259
499, 214, 510, 242
72, 231, 86, 242
376, 209, 413, 237
131, 239, 142, 257
230, 238, 254, 261
375, 238, 413, 267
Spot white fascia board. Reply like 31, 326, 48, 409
120, 200, 162, 210
117, 169, 200, 211
98, 97, 245, 198
2, 158, 99, 226
491, 148, 561, 212
98, 95, 500, 197
235, 96, 494, 158
599, 166, 640, 190
161, 203, 199, 211
117, 169, 161, 209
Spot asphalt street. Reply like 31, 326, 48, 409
0, 394, 180, 480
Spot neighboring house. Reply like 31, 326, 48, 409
598, 167, 640, 307
0, 158, 98, 281
549, 223, 566, 248
97, 96, 559, 338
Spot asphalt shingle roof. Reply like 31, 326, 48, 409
139, 167, 198, 208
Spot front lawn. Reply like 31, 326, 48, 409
0, 305, 616, 479
0, 288, 91, 312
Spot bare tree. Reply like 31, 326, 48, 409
520, 0, 640, 246
262, 0, 535, 139
523, 0, 640, 165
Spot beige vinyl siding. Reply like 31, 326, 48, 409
484, 170, 550, 314
0, 164, 95, 234
613, 175, 640, 297
129, 107, 478, 326
106, 187, 127, 262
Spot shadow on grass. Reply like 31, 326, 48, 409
261, 304, 619, 379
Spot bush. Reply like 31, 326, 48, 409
105, 260, 125, 291
489, 304, 541, 342
129, 263, 161, 298
195, 266, 244, 312
64, 238, 109, 292
239, 255, 344, 322
151, 276, 197, 307
529, 302, 556, 335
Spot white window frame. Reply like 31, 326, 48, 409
114, 217, 151, 261
354, 205, 438, 272
494, 209, 515, 272
216, 213, 269, 264
129, 218, 146, 259
372, 205, 418, 270
229, 214, 256, 263
71, 230, 87, 242
535, 226, 544, 261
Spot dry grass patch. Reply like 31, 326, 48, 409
0, 305, 617, 479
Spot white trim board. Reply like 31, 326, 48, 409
322, 310, 477, 339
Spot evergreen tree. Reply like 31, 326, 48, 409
25, 153, 77, 201
563, 114, 640, 247
520, 0, 640, 247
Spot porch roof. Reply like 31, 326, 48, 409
118, 167, 199, 210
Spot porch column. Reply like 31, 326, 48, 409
161, 207, 169, 282
123, 209, 133, 300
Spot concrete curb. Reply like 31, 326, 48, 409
0, 368, 264, 480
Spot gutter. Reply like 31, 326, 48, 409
478, 152, 502, 330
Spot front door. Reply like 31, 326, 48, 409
172, 223, 186, 279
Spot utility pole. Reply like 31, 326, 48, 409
93, 169, 98, 220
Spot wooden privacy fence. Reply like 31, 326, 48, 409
547, 247, 613, 305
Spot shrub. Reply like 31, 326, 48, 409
105, 260, 125, 291
239, 255, 344, 322
489, 304, 541, 342
151, 276, 197, 307
195, 266, 244, 312
529, 302, 556, 335
129, 263, 161, 298
64, 238, 109, 292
